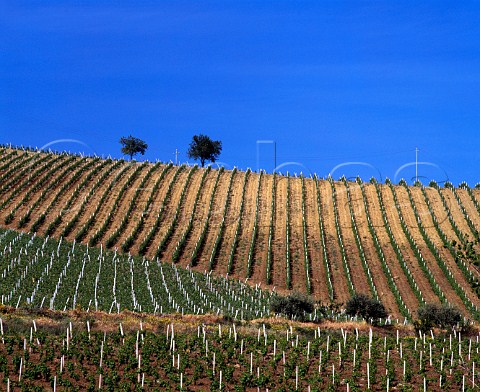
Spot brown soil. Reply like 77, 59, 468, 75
0, 149, 24, 168
455, 188, 480, 236
83, 163, 150, 245
184, 169, 232, 271
0, 152, 54, 202
303, 178, 330, 302
454, 187, 480, 262
471, 188, 480, 210
37, 160, 104, 233
441, 188, 478, 240
330, 182, 377, 301
337, 182, 402, 318
113, 164, 166, 248
392, 186, 471, 315
162, 168, 218, 264
145, 166, 199, 260
421, 187, 461, 243
213, 170, 246, 277
66, 162, 133, 243
17, 158, 95, 231
52, 160, 125, 238
129, 164, 179, 255
228, 172, 258, 279
287, 177, 308, 293
249, 173, 273, 288
0, 154, 67, 224
316, 180, 354, 305
271, 175, 288, 289
370, 184, 440, 305
410, 187, 480, 309
355, 183, 421, 314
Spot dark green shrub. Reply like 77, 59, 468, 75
416, 303, 462, 332
345, 293, 388, 324
270, 292, 314, 321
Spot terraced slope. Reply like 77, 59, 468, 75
2, 147, 480, 320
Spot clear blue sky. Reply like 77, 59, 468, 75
2, 1, 480, 185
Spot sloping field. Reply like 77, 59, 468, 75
2, 147, 480, 321
1, 307, 479, 391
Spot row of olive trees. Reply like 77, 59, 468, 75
119, 134, 222, 167
271, 292, 464, 331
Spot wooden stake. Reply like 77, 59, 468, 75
430, 343, 432, 366
296, 366, 299, 390
367, 362, 370, 389
473, 362, 475, 388
19, 357, 23, 382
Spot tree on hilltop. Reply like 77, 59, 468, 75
187, 134, 222, 167
120, 135, 148, 160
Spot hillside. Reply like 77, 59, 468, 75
1, 146, 480, 321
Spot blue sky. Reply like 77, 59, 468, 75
2, 1, 480, 185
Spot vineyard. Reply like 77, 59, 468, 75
1, 309, 480, 391
0, 228, 272, 321
1, 147, 480, 323
4, 146, 480, 391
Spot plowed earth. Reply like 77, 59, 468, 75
2, 148, 480, 320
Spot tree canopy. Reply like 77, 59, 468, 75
187, 134, 222, 167
416, 303, 462, 332
120, 135, 148, 160
345, 293, 388, 324
270, 292, 314, 321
